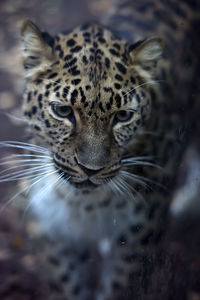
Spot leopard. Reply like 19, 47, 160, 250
2, 0, 200, 299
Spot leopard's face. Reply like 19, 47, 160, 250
21, 21, 163, 190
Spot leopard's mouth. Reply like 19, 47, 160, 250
56, 168, 100, 189
59, 169, 117, 191
54, 158, 120, 190
70, 179, 98, 190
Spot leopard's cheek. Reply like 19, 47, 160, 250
112, 114, 144, 147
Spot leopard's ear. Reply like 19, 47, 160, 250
129, 37, 164, 76
21, 20, 55, 79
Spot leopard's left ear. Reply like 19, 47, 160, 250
129, 37, 164, 74
21, 20, 55, 79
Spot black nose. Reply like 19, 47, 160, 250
78, 163, 102, 176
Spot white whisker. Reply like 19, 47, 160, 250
119, 174, 145, 202
0, 173, 51, 183
0, 141, 49, 154
122, 161, 162, 170
56, 173, 70, 190
2, 153, 52, 160
121, 170, 166, 191
121, 80, 164, 97
0, 162, 54, 176
0, 157, 52, 166
122, 156, 155, 162
0, 165, 55, 183
0, 163, 53, 177
108, 178, 122, 197
23, 171, 62, 217
120, 170, 152, 190
113, 176, 133, 199
0, 111, 28, 124
0, 168, 57, 215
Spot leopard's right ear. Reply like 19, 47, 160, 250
21, 20, 55, 79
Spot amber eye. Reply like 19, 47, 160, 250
114, 110, 134, 123
51, 104, 73, 118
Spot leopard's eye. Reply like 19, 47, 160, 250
114, 110, 134, 123
51, 104, 73, 118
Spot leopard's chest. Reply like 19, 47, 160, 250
28, 175, 146, 248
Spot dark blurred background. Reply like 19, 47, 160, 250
0, 1, 199, 299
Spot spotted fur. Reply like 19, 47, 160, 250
20, 1, 200, 299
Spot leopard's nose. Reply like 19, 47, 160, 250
75, 157, 103, 176
79, 164, 103, 176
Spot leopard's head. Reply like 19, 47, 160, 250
21, 21, 163, 191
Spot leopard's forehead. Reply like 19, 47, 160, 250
46, 23, 144, 120
55, 23, 128, 81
